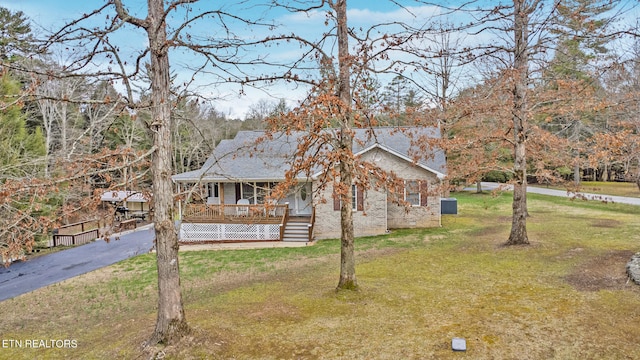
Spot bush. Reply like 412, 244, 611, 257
482, 170, 513, 183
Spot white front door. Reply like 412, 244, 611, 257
294, 183, 313, 215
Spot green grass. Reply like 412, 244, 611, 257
542, 180, 640, 198
1, 192, 639, 359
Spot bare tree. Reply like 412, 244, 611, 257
172, 99, 216, 174
259, 0, 361, 290
259, 0, 448, 289
110, 0, 190, 345
37, 0, 283, 347
77, 81, 122, 155
33, 78, 56, 177
504, 0, 533, 245
334, 0, 358, 289
380, 1, 539, 245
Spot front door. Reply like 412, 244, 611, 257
294, 183, 312, 215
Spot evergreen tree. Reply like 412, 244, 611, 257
381, 75, 423, 126
0, 7, 36, 62
550, 0, 612, 79
541, 0, 614, 183
0, 74, 45, 177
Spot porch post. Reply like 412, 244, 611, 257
253, 181, 257, 204
177, 182, 182, 220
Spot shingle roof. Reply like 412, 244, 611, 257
171, 127, 446, 182
100, 190, 150, 202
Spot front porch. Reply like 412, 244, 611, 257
174, 180, 315, 243
178, 203, 315, 243
182, 203, 288, 223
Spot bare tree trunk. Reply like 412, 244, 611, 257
506, 0, 530, 246
338, 138, 357, 290
635, 161, 640, 191
37, 99, 55, 178
335, 0, 357, 290
113, 0, 189, 345
476, 181, 483, 193
508, 138, 529, 245
572, 121, 581, 185
147, 0, 189, 345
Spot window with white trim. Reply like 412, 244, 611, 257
208, 183, 219, 198
405, 180, 420, 206
333, 184, 364, 212
351, 184, 357, 210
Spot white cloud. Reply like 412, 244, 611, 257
277, 4, 444, 32
348, 5, 442, 26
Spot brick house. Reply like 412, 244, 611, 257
171, 127, 446, 243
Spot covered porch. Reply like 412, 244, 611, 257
174, 180, 315, 243
176, 181, 314, 216
182, 203, 288, 223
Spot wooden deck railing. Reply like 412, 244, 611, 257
279, 209, 290, 241
308, 206, 316, 240
182, 204, 288, 224
53, 219, 100, 247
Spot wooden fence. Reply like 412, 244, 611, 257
52, 219, 100, 247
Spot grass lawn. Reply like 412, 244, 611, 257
1, 192, 639, 359
540, 180, 640, 198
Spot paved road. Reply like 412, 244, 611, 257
0, 225, 155, 302
472, 182, 640, 206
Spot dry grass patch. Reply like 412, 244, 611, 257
565, 250, 638, 292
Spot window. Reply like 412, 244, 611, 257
238, 182, 273, 204
242, 183, 255, 204
405, 180, 421, 206
351, 184, 357, 210
300, 185, 307, 201
256, 182, 270, 204
333, 184, 364, 212
208, 183, 219, 198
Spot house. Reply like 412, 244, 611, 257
171, 127, 446, 243
100, 190, 151, 221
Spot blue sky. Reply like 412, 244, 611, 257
1, 1, 637, 118
1, 0, 451, 117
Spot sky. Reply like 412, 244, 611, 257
1, 1, 638, 118
0, 0, 457, 118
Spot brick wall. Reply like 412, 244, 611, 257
313, 147, 443, 239
313, 183, 387, 239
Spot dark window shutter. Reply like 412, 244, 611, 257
333, 186, 340, 211
420, 181, 428, 206
357, 185, 364, 211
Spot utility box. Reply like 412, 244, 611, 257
441, 198, 458, 215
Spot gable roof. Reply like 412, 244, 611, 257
354, 142, 446, 180
172, 127, 446, 182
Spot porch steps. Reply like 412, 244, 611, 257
282, 218, 312, 242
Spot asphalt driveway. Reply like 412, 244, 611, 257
472, 182, 640, 206
0, 225, 155, 302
